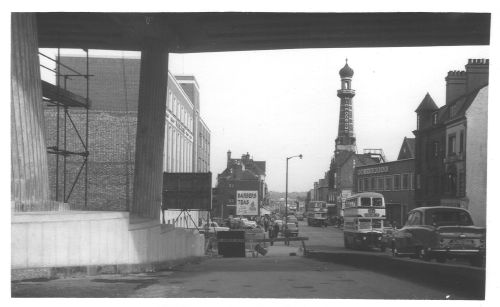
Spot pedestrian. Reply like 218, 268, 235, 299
273, 222, 280, 239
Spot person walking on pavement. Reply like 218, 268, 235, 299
268, 226, 274, 246
273, 222, 280, 243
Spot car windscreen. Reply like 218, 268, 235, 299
425, 209, 473, 226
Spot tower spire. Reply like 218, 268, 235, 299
335, 60, 356, 153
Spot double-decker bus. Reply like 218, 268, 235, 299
343, 192, 388, 250
306, 201, 327, 227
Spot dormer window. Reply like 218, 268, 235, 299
432, 113, 438, 125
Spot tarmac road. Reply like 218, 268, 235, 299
12, 221, 481, 299
11, 249, 467, 299
298, 220, 346, 252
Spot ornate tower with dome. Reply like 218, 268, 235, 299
335, 59, 357, 153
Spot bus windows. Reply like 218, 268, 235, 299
373, 198, 383, 207
361, 198, 371, 206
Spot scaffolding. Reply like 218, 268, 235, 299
39, 49, 92, 205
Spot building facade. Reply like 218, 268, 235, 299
354, 138, 416, 227
213, 151, 268, 218
413, 59, 488, 226
44, 56, 210, 227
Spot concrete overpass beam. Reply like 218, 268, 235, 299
11, 13, 50, 211
131, 45, 168, 220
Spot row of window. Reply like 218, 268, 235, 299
428, 132, 465, 158
167, 90, 193, 131
357, 173, 415, 192
165, 124, 193, 173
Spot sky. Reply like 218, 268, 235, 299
166, 46, 489, 192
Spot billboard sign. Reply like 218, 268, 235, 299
236, 190, 258, 216
162, 172, 212, 211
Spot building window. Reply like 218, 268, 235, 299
417, 115, 420, 130
416, 174, 420, 189
393, 174, 401, 190
410, 173, 415, 190
385, 176, 393, 191
358, 178, 363, 192
371, 177, 376, 191
448, 134, 457, 156
402, 173, 409, 190
433, 142, 439, 157
377, 177, 384, 192
459, 131, 464, 153
432, 112, 438, 125
364, 178, 369, 191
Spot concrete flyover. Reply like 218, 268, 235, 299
306, 249, 485, 299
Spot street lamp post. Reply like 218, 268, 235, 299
285, 154, 302, 244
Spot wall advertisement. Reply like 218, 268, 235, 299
236, 190, 258, 216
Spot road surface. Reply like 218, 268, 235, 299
11, 220, 483, 299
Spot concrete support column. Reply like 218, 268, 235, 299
11, 13, 50, 210
132, 45, 168, 220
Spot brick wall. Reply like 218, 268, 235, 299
44, 108, 137, 210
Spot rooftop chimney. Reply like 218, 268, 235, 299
445, 70, 466, 105
465, 58, 489, 93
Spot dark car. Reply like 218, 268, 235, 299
283, 223, 299, 237
390, 206, 485, 266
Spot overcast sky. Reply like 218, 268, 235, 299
166, 46, 489, 192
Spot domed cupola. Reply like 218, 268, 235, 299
339, 59, 354, 78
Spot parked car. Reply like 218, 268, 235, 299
199, 222, 230, 234
390, 206, 485, 266
283, 223, 299, 237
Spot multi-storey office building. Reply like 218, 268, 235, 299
44, 56, 210, 227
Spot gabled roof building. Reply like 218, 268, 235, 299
213, 151, 268, 218
413, 59, 488, 226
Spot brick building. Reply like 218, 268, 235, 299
43, 56, 210, 226
413, 59, 488, 226
213, 151, 268, 218
354, 137, 416, 227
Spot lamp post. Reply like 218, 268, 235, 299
285, 154, 302, 242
